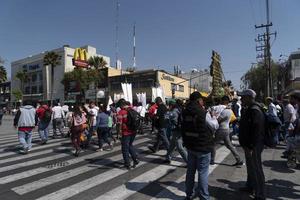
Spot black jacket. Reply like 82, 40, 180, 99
154, 103, 168, 129
239, 102, 265, 149
181, 101, 214, 153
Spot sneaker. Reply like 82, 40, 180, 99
122, 164, 131, 170
132, 159, 140, 168
232, 160, 244, 166
96, 148, 103, 152
148, 146, 156, 153
238, 186, 254, 193
19, 147, 29, 154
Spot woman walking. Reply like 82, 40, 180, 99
70, 105, 87, 157
96, 105, 113, 151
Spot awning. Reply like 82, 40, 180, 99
200, 92, 209, 98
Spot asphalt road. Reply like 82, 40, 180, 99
0, 115, 299, 200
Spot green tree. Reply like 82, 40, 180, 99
15, 71, 28, 93
12, 89, 23, 102
88, 56, 107, 70
62, 68, 102, 102
44, 51, 61, 106
0, 66, 7, 83
241, 61, 280, 101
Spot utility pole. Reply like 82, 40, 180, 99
255, 0, 276, 97
133, 23, 136, 68
115, 0, 120, 69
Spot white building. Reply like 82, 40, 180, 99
180, 69, 212, 93
289, 50, 300, 80
11, 45, 110, 103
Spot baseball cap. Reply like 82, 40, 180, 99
237, 89, 256, 98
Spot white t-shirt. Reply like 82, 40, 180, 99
88, 107, 98, 126
52, 106, 65, 119
284, 104, 296, 123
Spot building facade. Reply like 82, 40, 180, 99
108, 69, 191, 102
180, 69, 212, 93
0, 81, 11, 108
11, 45, 110, 103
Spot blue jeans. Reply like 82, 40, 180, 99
121, 134, 138, 166
166, 129, 188, 163
153, 128, 170, 151
38, 122, 49, 141
186, 150, 210, 200
97, 127, 111, 149
18, 130, 33, 150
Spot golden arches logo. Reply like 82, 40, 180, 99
73, 48, 89, 68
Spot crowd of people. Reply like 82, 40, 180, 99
10, 88, 300, 200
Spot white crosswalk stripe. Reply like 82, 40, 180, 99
0, 131, 234, 200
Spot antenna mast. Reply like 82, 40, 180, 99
133, 23, 136, 68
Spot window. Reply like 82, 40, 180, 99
31, 86, 37, 94
25, 86, 30, 94
31, 74, 37, 82
38, 72, 43, 81
295, 59, 300, 67
39, 85, 43, 93
178, 85, 184, 92
140, 80, 154, 88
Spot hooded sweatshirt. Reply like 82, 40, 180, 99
14, 105, 38, 131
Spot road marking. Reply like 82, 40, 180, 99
12, 146, 148, 195
150, 145, 231, 200
0, 137, 150, 184
35, 152, 168, 200
0, 138, 68, 157
94, 159, 183, 200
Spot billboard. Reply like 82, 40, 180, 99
73, 48, 89, 68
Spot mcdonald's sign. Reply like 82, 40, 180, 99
73, 48, 89, 68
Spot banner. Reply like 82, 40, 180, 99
106, 96, 113, 111
136, 92, 147, 107
152, 86, 165, 103
113, 93, 125, 103
121, 83, 133, 104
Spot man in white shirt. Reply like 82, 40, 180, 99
86, 101, 98, 145
283, 98, 296, 138
52, 102, 65, 138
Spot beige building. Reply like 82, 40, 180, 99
108, 69, 193, 102
11, 45, 111, 103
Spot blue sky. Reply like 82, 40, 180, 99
0, 0, 300, 89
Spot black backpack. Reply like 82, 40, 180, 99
42, 106, 52, 123
127, 109, 141, 131
251, 104, 280, 148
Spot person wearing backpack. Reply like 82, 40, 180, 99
211, 95, 243, 166
182, 92, 219, 200
165, 99, 187, 164
117, 100, 139, 170
36, 101, 52, 145
238, 89, 266, 200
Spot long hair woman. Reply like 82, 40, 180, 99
70, 105, 87, 156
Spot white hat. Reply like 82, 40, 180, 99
237, 89, 256, 98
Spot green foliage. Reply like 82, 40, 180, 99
62, 68, 104, 91
241, 61, 280, 100
12, 89, 22, 102
0, 66, 7, 83
88, 56, 107, 69
43, 51, 61, 67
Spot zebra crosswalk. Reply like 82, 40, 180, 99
0, 132, 232, 200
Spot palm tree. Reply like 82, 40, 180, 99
0, 66, 7, 83
88, 56, 107, 101
15, 71, 28, 92
88, 56, 107, 70
44, 51, 61, 106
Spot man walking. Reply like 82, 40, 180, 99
211, 95, 243, 166
165, 99, 187, 163
149, 97, 170, 153
36, 101, 52, 144
238, 89, 266, 200
182, 92, 218, 200
14, 101, 38, 154
52, 102, 65, 138
117, 100, 139, 169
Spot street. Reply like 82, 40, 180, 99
0, 115, 299, 200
